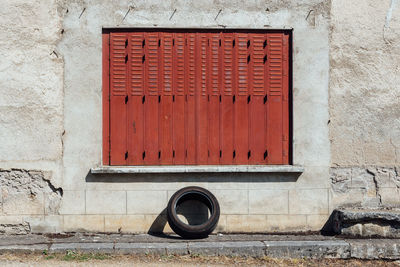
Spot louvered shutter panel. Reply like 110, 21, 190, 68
143, 32, 160, 165
220, 33, 234, 164
172, 33, 186, 164
105, 30, 290, 166
266, 33, 290, 164
248, 33, 267, 164
186, 33, 197, 164
197, 33, 209, 164
128, 33, 144, 165
159, 33, 174, 164
110, 33, 128, 165
234, 33, 250, 164
208, 33, 221, 164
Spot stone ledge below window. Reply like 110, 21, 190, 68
90, 165, 304, 174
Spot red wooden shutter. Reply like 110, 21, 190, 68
208, 33, 221, 164
110, 33, 128, 165
128, 32, 144, 165
173, 33, 186, 164
267, 33, 289, 164
105, 30, 290, 166
143, 32, 160, 165
197, 33, 209, 164
248, 33, 267, 164
220, 33, 234, 164
186, 33, 197, 164
234, 33, 250, 164
159, 33, 174, 165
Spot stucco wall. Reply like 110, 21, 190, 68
56, 0, 331, 233
0, 0, 64, 233
0, 0, 63, 182
0, 0, 397, 234
330, 0, 400, 166
329, 0, 400, 209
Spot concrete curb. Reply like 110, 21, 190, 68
0, 239, 399, 259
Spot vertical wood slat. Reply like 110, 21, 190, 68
208, 33, 220, 164
282, 33, 290, 164
197, 33, 209, 164
107, 30, 290, 166
173, 33, 186, 164
186, 33, 197, 164
220, 33, 234, 164
128, 32, 144, 165
159, 33, 173, 164
234, 33, 249, 164
102, 33, 110, 165
249, 33, 267, 164
267, 33, 284, 164
143, 32, 159, 165
110, 33, 128, 165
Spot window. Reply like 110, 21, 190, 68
102, 29, 290, 166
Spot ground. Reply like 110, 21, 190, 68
0, 253, 397, 266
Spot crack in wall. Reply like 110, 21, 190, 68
331, 166, 400, 209
384, 0, 398, 43
0, 169, 63, 218
367, 168, 382, 206
385, 0, 398, 28
0, 169, 62, 196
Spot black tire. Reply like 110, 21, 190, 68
167, 186, 220, 239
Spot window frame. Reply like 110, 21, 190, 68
102, 28, 293, 166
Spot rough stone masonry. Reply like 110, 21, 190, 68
0, 0, 399, 234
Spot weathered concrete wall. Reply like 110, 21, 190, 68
329, 0, 400, 210
0, 0, 64, 233
0, 0, 397, 234
55, 0, 331, 233
0, 0, 64, 180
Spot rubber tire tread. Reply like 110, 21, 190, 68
167, 186, 220, 239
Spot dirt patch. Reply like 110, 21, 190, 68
0, 252, 397, 267
44, 233, 74, 239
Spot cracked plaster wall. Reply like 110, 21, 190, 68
329, 0, 400, 210
330, 0, 400, 166
0, 0, 64, 234
0, 0, 64, 186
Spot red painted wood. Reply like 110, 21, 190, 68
220, 33, 234, 164
207, 33, 220, 164
234, 33, 249, 164
249, 33, 266, 164
264, 33, 271, 165
102, 33, 110, 165
143, 32, 159, 165
186, 33, 197, 164
128, 32, 144, 165
105, 30, 290, 166
197, 33, 209, 164
282, 33, 290, 164
173, 33, 186, 164
159, 33, 174, 165
267, 33, 284, 164
110, 33, 128, 165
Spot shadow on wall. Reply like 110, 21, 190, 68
85, 172, 301, 235
85, 172, 300, 184
146, 208, 171, 237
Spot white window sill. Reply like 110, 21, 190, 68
90, 165, 304, 174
